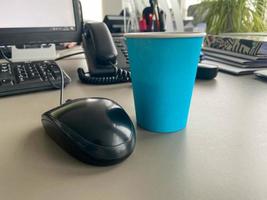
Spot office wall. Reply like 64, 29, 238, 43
80, 0, 103, 21
102, 0, 122, 16
79, 0, 190, 21
80, 0, 122, 21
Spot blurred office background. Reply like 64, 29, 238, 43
79, 0, 267, 34
79, 0, 200, 21
79, 0, 200, 32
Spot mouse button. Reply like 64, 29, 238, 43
49, 99, 86, 119
96, 107, 135, 146
49, 98, 115, 119
107, 107, 134, 138
107, 107, 133, 126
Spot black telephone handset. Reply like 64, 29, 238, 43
78, 22, 131, 84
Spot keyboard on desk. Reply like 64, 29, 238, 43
0, 61, 71, 97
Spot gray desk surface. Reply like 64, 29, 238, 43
1, 59, 267, 200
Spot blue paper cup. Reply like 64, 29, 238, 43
125, 32, 205, 133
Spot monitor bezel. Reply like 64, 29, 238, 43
0, 0, 82, 46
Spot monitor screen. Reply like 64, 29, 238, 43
0, 0, 82, 45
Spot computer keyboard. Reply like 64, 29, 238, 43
0, 61, 70, 97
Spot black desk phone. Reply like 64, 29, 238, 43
78, 22, 131, 84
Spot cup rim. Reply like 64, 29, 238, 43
125, 32, 206, 39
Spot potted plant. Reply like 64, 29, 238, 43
193, 0, 267, 34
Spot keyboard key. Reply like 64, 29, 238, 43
1, 79, 13, 86
117, 44, 124, 48
18, 78, 43, 85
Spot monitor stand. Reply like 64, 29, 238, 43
11, 44, 57, 62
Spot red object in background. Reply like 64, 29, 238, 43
139, 18, 147, 32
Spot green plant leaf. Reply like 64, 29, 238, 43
196, 0, 267, 34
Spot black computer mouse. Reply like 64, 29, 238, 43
41, 98, 136, 166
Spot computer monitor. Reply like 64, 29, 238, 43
0, 0, 83, 46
